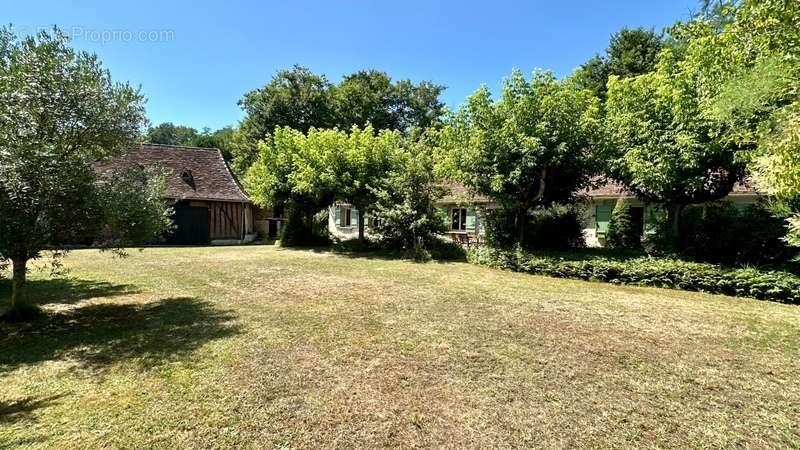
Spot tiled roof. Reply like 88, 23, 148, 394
95, 143, 250, 203
437, 182, 493, 204
585, 177, 761, 198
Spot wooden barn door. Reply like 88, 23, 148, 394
166, 203, 210, 245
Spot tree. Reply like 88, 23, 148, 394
333, 70, 446, 131
440, 69, 601, 243
334, 70, 396, 130
689, 0, 800, 247
370, 134, 446, 258
239, 65, 334, 139
574, 27, 663, 100
245, 127, 344, 243
145, 122, 199, 145
603, 47, 746, 251
0, 28, 172, 315
235, 67, 445, 180
191, 126, 235, 161
235, 66, 334, 182
339, 125, 402, 240
391, 80, 447, 131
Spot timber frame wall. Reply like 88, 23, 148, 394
187, 200, 248, 240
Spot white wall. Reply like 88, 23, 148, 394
328, 204, 363, 240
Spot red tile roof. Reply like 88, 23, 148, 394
96, 143, 250, 203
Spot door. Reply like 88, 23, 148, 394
268, 219, 278, 239
166, 203, 210, 245
630, 207, 645, 239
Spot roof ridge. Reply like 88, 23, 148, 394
139, 142, 220, 151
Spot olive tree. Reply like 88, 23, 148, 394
0, 28, 171, 314
440, 69, 600, 243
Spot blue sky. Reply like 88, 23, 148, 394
7, 0, 697, 130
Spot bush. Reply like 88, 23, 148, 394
606, 200, 642, 249
483, 205, 585, 250
467, 246, 800, 304
648, 201, 796, 267
428, 239, 468, 261
332, 238, 383, 254
332, 237, 466, 262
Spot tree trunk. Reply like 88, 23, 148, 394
305, 209, 315, 240
666, 203, 685, 253
358, 208, 366, 241
10, 257, 28, 311
516, 208, 527, 246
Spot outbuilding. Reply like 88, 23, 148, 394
97, 143, 255, 245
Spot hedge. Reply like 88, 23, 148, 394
467, 246, 800, 304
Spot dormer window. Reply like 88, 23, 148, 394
181, 169, 195, 188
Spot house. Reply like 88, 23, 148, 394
583, 179, 761, 247
328, 183, 493, 240
328, 179, 762, 246
96, 143, 256, 245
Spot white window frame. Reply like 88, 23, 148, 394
451, 207, 467, 231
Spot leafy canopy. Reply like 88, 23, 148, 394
574, 27, 664, 100
441, 69, 600, 214
0, 27, 172, 309
145, 122, 199, 146
686, 0, 800, 245
369, 134, 447, 253
603, 47, 745, 208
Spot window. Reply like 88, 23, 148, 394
450, 208, 476, 232
180, 169, 195, 188
334, 206, 358, 228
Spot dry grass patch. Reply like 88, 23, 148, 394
1, 245, 799, 448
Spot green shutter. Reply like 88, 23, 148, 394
335, 206, 341, 226
596, 202, 614, 236
352, 208, 359, 226
465, 209, 476, 231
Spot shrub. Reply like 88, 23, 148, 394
606, 200, 642, 249
483, 205, 586, 250
428, 239, 467, 261
649, 201, 797, 267
467, 246, 800, 304
332, 238, 383, 254
402, 240, 432, 262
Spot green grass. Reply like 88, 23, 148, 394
1, 245, 799, 448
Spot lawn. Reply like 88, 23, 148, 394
1, 246, 799, 449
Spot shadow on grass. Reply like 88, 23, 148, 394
0, 277, 139, 309
285, 240, 468, 264
0, 394, 64, 424
0, 297, 240, 373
